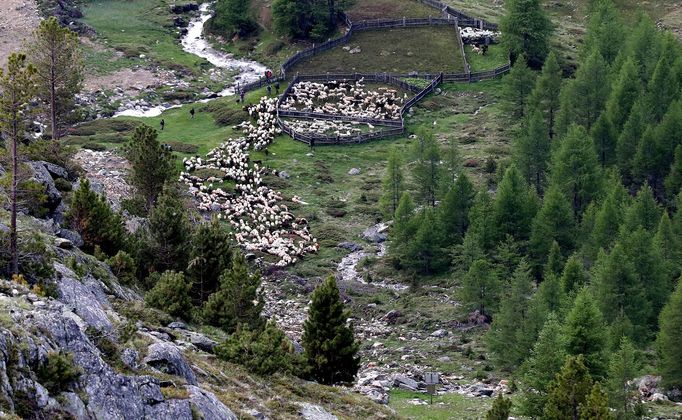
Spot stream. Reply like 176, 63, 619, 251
114, 2, 267, 118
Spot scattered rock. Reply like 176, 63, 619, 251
297, 402, 338, 420
394, 376, 419, 392
54, 238, 73, 249
338, 242, 362, 252
348, 167, 361, 175
361, 223, 388, 243
186, 385, 238, 420
431, 329, 448, 338
143, 343, 197, 385
57, 229, 84, 248
121, 348, 140, 371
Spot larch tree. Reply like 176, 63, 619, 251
0, 53, 36, 275
302, 275, 360, 385
604, 58, 640, 133
578, 383, 613, 420
30, 17, 82, 141
412, 129, 442, 207
543, 355, 594, 420
188, 218, 233, 303
492, 164, 538, 242
514, 109, 551, 192
379, 148, 404, 219
527, 51, 562, 139
501, 58, 536, 119
438, 172, 475, 245
529, 185, 575, 270
500, 0, 553, 68
560, 253, 588, 296
582, 0, 624, 64
606, 336, 640, 418
460, 259, 500, 317
563, 288, 608, 379
656, 277, 682, 390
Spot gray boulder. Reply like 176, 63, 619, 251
55, 238, 74, 249
28, 161, 61, 208
143, 343, 197, 385
298, 403, 338, 420
361, 223, 388, 243
38, 161, 69, 180
121, 348, 139, 370
338, 242, 362, 252
186, 385, 238, 420
58, 229, 84, 248
394, 376, 418, 391
144, 398, 193, 418
54, 262, 114, 332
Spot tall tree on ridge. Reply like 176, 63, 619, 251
500, 0, 553, 68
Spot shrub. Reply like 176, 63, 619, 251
36, 352, 81, 394
106, 251, 137, 285
212, 107, 249, 126
215, 322, 300, 376
54, 177, 72, 192
166, 141, 199, 154
264, 40, 285, 55
145, 271, 194, 320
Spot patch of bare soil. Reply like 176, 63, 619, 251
83, 67, 173, 94
0, 0, 41, 67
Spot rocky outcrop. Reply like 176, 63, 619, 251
142, 343, 197, 385
186, 385, 237, 420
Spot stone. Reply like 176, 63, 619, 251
168, 321, 188, 330
650, 393, 668, 402
121, 348, 139, 370
438, 356, 451, 363
186, 385, 238, 420
431, 329, 448, 338
60, 392, 88, 419
54, 262, 114, 332
58, 229, 84, 248
383, 310, 402, 325
278, 171, 290, 179
394, 376, 419, 391
143, 342, 197, 385
338, 242, 362, 252
54, 238, 73, 249
297, 402, 338, 420
361, 223, 388, 243
28, 161, 61, 209
37, 161, 68, 180
348, 167, 361, 175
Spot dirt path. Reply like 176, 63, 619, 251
0, 0, 41, 68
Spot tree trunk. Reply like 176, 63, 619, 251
10, 100, 19, 275
50, 60, 58, 140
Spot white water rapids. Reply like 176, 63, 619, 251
114, 2, 267, 117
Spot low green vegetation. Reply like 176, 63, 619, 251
289, 27, 466, 75
389, 389, 493, 419
346, 0, 437, 21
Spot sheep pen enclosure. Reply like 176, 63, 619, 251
287, 26, 466, 75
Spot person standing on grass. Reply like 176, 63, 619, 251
266, 85, 272, 96
240, 90, 245, 103
275, 82, 280, 95
190, 107, 195, 119
160, 119, 165, 131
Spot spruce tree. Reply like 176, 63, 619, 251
203, 253, 265, 334
582, 0, 624, 64
439, 173, 475, 245
604, 58, 640, 133
544, 240, 564, 278
402, 209, 447, 275
460, 259, 500, 317
492, 164, 538, 242
665, 144, 682, 199
0, 53, 36, 274
515, 109, 550, 192
379, 148, 404, 218
485, 394, 512, 420
563, 288, 608, 378
188, 219, 233, 303
578, 383, 614, 420
543, 355, 594, 420
655, 212, 681, 283
606, 336, 640, 417
30, 17, 82, 141
413, 129, 441, 207
502, 59, 536, 118
656, 277, 682, 390
527, 51, 562, 139
390, 192, 417, 263
302, 275, 360, 385
125, 124, 174, 210
500, 0, 553, 67
520, 313, 566, 417
530, 185, 575, 270
621, 183, 662, 234
584, 175, 628, 262
487, 259, 535, 369
550, 124, 602, 217
145, 271, 193, 320
616, 100, 647, 182
645, 38, 680, 124
591, 113, 617, 168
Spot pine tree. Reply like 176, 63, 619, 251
656, 277, 682, 390
487, 259, 535, 369
30, 17, 82, 141
621, 183, 662, 233
124, 124, 174, 210
527, 51, 562, 139
492, 164, 538, 242
543, 355, 594, 420
439, 173, 475, 245
530, 185, 575, 270
302, 275, 360, 385
145, 271, 193, 320
500, 0, 553, 67
441, 140, 462, 192
584, 175, 628, 262
188, 218, 233, 303
579, 383, 614, 420
402, 209, 447, 275
604, 58, 641, 133
645, 37, 681, 123
515, 109, 551, 192
555, 50, 610, 134
502, 59, 536, 118
655, 211, 681, 283
550, 124, 602, 217
616, 100, 647, 182
591, 113, 617, 168
138, 186, 191, 274
0, 53, 36, 275
461, 259, 500, 317
379, 148, 404, 218
591, 243, 650, 343
520, 313, 566, 417
665, 144, 682, 199
544, 240, 564, 278
413, 129, 442, 207
561, 254, 587, 295
67, 179, 125, 256
390, 192, 417, 263
563, 288, 608, 378
606, 336, 640, 417
485, 394, 512, 420
203, 253, 265, 334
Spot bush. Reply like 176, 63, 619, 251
215, 322, 301, 376
36, 352, 81, 394
106, 251, 137, 286
166, 141, 199, 154
264, 40, 285, 55
212, 107, 250, 126
145, 271, 194, 320
21, 139, 75, 170
54, 177, 72, 192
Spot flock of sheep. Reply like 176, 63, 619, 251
282, 118, 377, 137
179, 97, 318, 267
280, 80, 406, 121
459, 27, 500, 44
